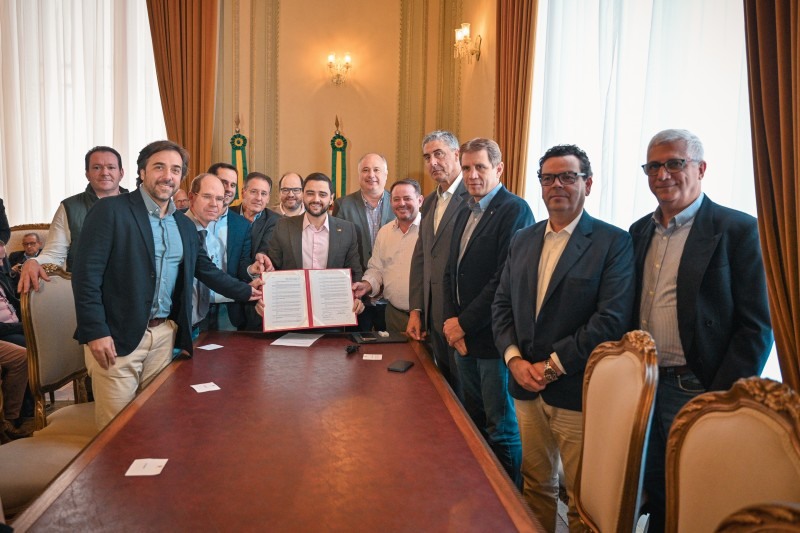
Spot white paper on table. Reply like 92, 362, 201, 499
191, 382, 221, 393
307, 268, 357, 327
197, 344, 223, 351
262, 270, 309, 331
271, 333, 324, 347
125, 459, 168, 476
363, 353, 383, 360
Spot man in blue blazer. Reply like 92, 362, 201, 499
333, 153, 395, 331
441, 138, 534, 485
492, 144, 634, 531
267, 173, 364, 316
207, 162, 255, 330
630, 129, 773, 532
73, 141, 260, 429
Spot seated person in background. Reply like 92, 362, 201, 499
0, 339, 30, 441
9, 233, 42, 276
0, 198, 9, 243
266, 172, 364, 316
173, 188, 190, 210
0, 241, 24, 347
18, 145, 128, 292
352, 179, 423, 332
271, 172, 305, 217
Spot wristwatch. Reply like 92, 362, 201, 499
543, 359, 559, 383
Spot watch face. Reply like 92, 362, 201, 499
544, 363, 558, 383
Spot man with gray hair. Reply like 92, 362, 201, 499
407, 131, 470, 394
631, 128, 773, 531
334, 152, 395, 331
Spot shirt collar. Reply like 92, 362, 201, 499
393, 212, 422, 231
545, 209, 584, 236
361, 191, 384, 209
438, 174, 463, 198
652, 192, 704, 229
467, 183, 503, 214
184, 208, 208, 230
139, 187, 176, 218
303, 213, 330, 231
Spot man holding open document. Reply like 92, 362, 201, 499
260, 173, 364, 330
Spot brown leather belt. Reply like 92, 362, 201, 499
148, 318, 167, 328
659, 364, 692, 376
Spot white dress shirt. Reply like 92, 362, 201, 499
361, 213, 421, 311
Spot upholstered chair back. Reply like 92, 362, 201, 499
20, 265, 89, 430
576, 330, 658, 532
667, 378, 800, 533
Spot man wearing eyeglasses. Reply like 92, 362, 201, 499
492, 144, 634, 532
631, 129, 773, 532
271, 172, 306, 218
8, 233, 42, 277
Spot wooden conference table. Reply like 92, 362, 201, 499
13, 332, 540, 532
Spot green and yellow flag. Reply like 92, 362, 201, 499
330, 116, 348, 199
230, 131, 248, 207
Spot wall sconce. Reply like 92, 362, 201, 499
453, 23, 482, 63
327, 52, 352, 86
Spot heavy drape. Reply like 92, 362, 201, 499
744, 0, 800, 390
146, 0, 219, 177
495, 0, 538, 197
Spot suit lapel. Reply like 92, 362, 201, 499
290, 216, 304, 268
460, 187, 506, 259
432, 180, 468, 247
540, 214, 593, 312
130, 192, 156, 269
677, 197, 720, 350
528, 223, 547, 318
327, 216, 346, 268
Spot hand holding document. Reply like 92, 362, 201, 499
261, 269, 358, 332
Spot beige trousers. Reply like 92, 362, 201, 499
85, 320, 177, 429
515, 396, 584, 533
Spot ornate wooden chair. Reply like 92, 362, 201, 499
666, 377, 800, 533
575, 330, 659, 532
0, 265, 96, 517
20, 264, 95, 435
715, 501, 800, 532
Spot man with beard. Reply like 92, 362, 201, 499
351, 179, 423, 332
72, 140, 263, 429
271, 172, 305, 217
266, 172, 364, 315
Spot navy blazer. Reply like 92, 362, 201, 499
266, 214, 363, 281
72, 190, 253, 356
333, 189, 395, 271
442, 186, 534, 358
630, 195, 773, 390
493, 212, 635, 410
251, 208, 281, 258
224, 209, 254, 328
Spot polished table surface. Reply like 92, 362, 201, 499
14, 332, 539, 532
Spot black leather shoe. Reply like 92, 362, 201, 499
2, 420, 32, 440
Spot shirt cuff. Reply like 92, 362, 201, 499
550, 352, 566, 375
504, 345, 523, 366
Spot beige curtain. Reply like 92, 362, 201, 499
495, 0, 538, 197
743, 0, 800, 391
146, 0, 219, 177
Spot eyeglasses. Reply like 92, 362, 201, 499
280, 187, 302, 195
537, 171, 587, 186
641, 158, 695, 176
22, 241, 39, 246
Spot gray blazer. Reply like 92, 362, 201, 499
333, 189, 395, 271
266, 214, 363, 281
408, 178, 469, 330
